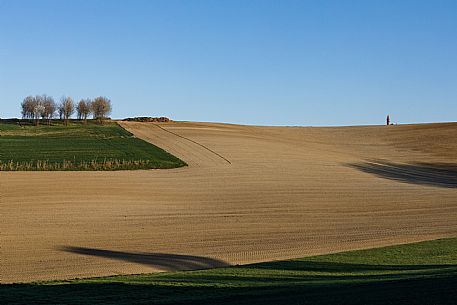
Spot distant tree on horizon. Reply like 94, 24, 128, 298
91, 96, 112, 124
77, 99, 92, 124
20, 95, 112, 126
42, 95, 56, 125
21, 95, 48, 126
21, 96, 35, 120
32, 96, 45, 126
59, 96, 75, 126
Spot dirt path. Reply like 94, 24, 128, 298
1, 122, 457, 283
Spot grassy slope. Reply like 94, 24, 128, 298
2, 238, 457, 304
0, 120, 186, 170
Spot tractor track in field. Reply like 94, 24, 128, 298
151, 123, 231, 165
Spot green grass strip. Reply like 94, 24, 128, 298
2, 238, 457, 304
0, 120, 186, 170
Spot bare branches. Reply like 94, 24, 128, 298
59, 96, 75, 126
92, 96, 112, 124
21, 95, 54, 126
76, 99, 92, 124
21, 96, 35, 120
21, 95, 112, 126
42, 95, 56, 125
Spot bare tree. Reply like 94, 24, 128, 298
76, 99, 92, 124
58, 105, 64, 120
91, 96, 112, 124
42, 95, 56, 125
21, 95, 111, 126
59, 96, 75, 126
21, 95, 52, 125
32, 95, 45, 126
21, 96, 35, 120
76, 101, 82, 120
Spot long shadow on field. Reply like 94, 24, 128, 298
347, 160, 457, 188
60, 246, 228, 271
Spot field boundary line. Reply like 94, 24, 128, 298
153, 123, 231, 164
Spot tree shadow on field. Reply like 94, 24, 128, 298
347, 160, 457, 188
59, 246, 228, 271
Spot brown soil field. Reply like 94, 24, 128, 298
1, 121, 457, 283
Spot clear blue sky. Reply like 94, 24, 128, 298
1, 0, 456, 126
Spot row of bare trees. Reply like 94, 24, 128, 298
21, 95, 56, 125
21, 95, 112, 125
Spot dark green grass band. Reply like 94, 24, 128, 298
2, 238, 457, 304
